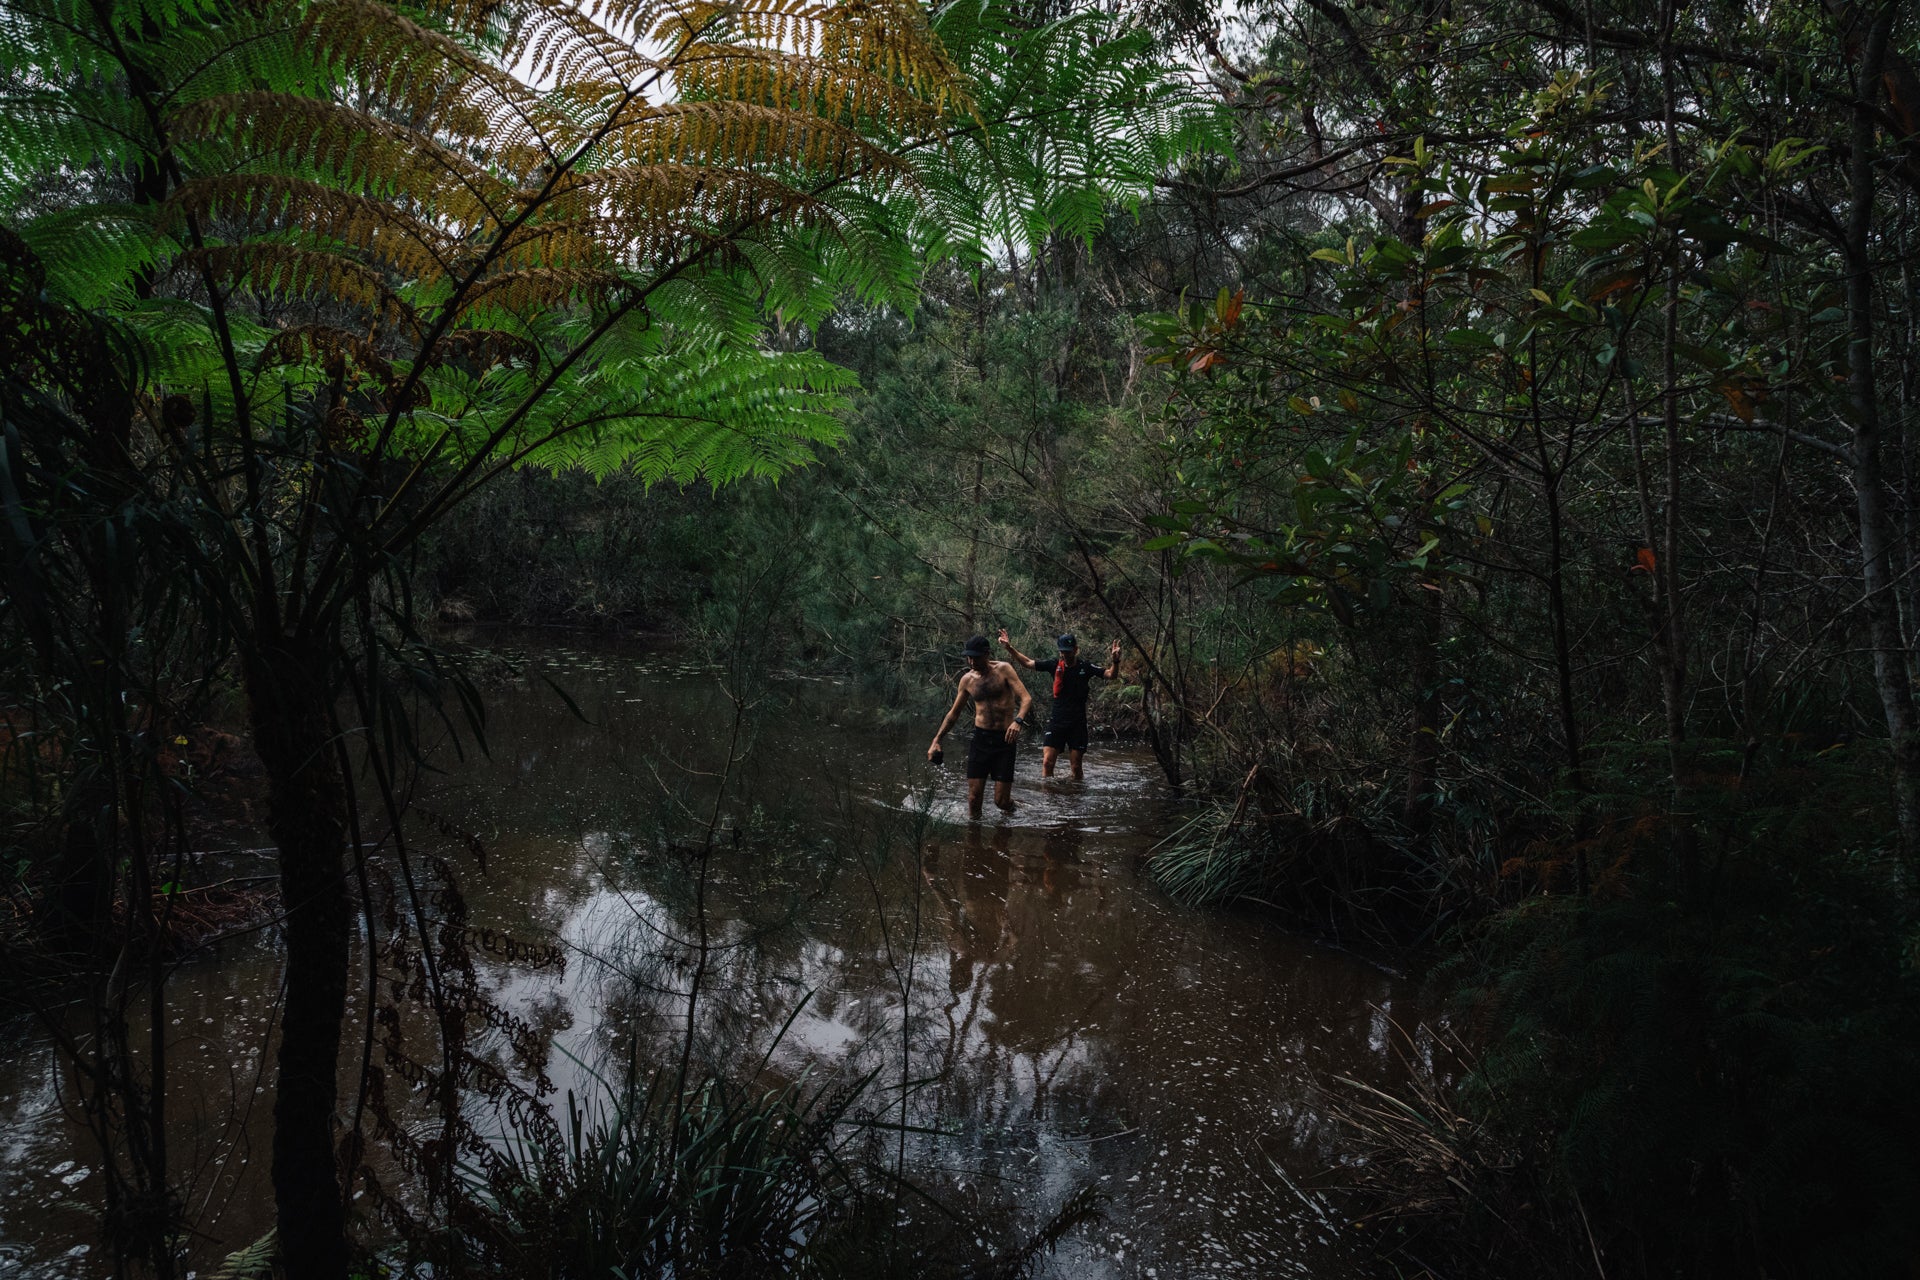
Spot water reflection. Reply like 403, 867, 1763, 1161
0, 647, 1415, 1278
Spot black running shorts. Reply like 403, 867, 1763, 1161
1043, 716, 1089, 752
966, 726, 1018, 781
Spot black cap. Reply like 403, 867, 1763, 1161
1056, 633, 1077, 651
963, 634, 991, 657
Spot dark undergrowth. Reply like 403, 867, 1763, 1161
1323, 744, 1920, 1280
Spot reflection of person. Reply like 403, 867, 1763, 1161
939, 822, 1013, 996
997, 630, 1119, 780
1036, 823, 1086, 900
928, 634, 1034, 815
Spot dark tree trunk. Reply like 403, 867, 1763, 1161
48, 772, 115, 960
1648, 0, 1705, 899
245, 637, 352, 1280
1843, 4, 1920, 872
964, 456, 982, 632
1401, 584, 1443, 835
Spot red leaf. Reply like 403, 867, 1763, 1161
1632, 547, 1657, 575
1588, 273, 1642, 302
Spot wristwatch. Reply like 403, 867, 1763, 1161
1012, 716, 1027, 728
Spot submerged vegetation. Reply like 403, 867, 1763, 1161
7, 0, 1920, 1275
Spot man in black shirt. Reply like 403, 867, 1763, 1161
997, 628, 1120, 779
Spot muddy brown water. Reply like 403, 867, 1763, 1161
0, 646, 1421, 1278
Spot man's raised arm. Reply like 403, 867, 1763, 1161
1010, 667, 1034, 738
997, 628, 1038, 669
1103, 638, 1121, 680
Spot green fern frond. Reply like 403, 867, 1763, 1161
17, 205, 169, 306
206, 1229, 277, 1280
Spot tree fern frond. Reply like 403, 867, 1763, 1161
915, 0, 1230, 259
191, 243, 412, 332
527, 340, 856, 482
170, 93, 515, 224
17, 205, 170, 307
0, 97, 146, 208
491, 219, 609, 272
595, 99, 916, 179
4, 0, 1213, 519
545, 163, 836, 265
456, 266, 628, 323
423, 327, 540, 374
305, 0, 541, 139
122, 295, 264, 398
256, 324, 395, 380
206, 1229, 276, 1280
500, 0, 658, 88
169, 176, 455, 282
669, 43, 953, 130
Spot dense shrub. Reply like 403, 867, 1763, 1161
1336, 747, 1920, 1279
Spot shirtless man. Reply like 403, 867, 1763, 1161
928, 634, 1035, 815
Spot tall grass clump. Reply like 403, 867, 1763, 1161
451, 1060, 1094, 1279
456, 1067, 906, 1279
1148, 771, 1502, 942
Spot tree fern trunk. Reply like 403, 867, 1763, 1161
245, 638, 351, 1280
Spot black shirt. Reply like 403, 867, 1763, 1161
1035, 657, 1107, 717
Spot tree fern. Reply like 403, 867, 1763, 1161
4, 0, 1225, 506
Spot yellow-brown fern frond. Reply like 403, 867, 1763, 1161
542, 163, 830, 265
595, 101, 911, 178
672, 44, 943, 126
158, 0, 967, 391
493, 220, 610, 272
192, 245, 414, 334
169, 177, 454, 284
302, 0, 543, 145
455, 267, 627, 322
172, 95, 514, 229
733, 0, 956, 105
